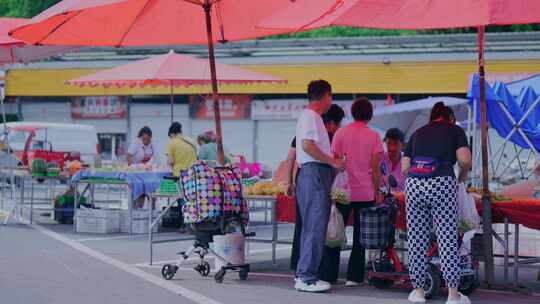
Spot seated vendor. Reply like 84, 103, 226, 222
381, 128, 406, 192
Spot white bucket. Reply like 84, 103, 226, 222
213, 233, 246, 270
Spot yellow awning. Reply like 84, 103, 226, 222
6, 59, 540, 96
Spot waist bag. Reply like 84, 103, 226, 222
409, 156, 439, 178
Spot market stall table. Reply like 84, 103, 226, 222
245, 195, 285, 265
71, 170, 169, 235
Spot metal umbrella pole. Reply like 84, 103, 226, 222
203, 0, 225, 166
477, 26, 495, 286
170, 83, 174, 124
0, 78, 15, 219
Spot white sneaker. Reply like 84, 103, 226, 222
408, 290, 426, 303
318, 280, 331, 287
446, 293, 471, 304
295, 280, 331, 293
294, 277, 330, 286
345, 281, 360, 287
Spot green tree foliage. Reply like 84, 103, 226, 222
0, 0, 61, 18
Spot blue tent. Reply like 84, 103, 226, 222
518, 87, 540, 123
507, 73, 540, 97
468, 74, 540, 152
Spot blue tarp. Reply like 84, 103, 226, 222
507, 73, 540, 97
72, 170, 170, 201
467, 74, 540, 152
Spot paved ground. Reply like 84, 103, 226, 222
2, 215, 540, 304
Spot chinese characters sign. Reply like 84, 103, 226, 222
71, 96, 128, 119
251, 99, 308, 120
189, 95, 251, 120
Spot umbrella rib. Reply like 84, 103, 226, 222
297, 0, 347, 32
31, 10, 83, 45
181, 0, 205, 6
116, 0, 154, 47
211, 0, 226, 6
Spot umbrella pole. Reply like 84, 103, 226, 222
204, 1, 225, 166
170, 84, 174, 124
478, 26, 495, 286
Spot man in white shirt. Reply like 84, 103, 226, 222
294, 80, 345, 293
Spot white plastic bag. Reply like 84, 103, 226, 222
331, 171, 351, 205
460, 229, 477, 256
326, 203, 346, 248
458, 183, 481, 230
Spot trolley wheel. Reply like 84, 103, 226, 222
214, 269, 226, 283
195, 261, 211, 277
161, 264, 177, 280
239, 269, 249, 281
458, 274, 479, 295
424, 267, 442, 299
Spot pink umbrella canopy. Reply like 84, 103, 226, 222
67, 50, 286, 123
0, 18, 74, 65
66, 50, 286, 87
10, 0, 295, 46
258, 0, 540, 31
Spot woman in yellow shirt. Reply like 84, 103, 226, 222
166, 122, 197, 176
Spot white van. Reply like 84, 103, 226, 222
0, 122, 99, 166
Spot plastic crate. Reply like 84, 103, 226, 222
33, 150, 66, 170
159, 179, 179, 195
119, 210, 161, 234
76, 208, 120, 234
81, 177, 126, 184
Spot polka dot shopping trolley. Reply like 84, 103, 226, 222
161, 161, 253, 283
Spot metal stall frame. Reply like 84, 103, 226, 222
73, 178, 133, 234
469, 97, 540, 185
2, 168, 69, 225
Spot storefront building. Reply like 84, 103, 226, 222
4, 33, 540, 169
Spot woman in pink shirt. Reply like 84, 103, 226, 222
319, 97, 384, 286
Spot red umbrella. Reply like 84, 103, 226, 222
258, 0, 540, 31
0, 18, 74, 65
1, 18, 75, 156
66, 50, 286, 123
259, 0, 540, 285
10, 0, 294, 165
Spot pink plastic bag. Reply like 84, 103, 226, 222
326, 203, 346, 248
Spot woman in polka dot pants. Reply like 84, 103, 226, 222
402, 103, 472, 304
